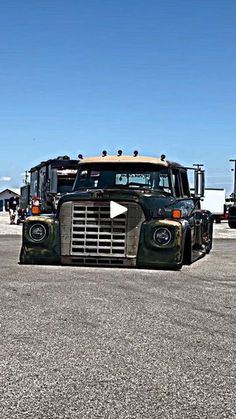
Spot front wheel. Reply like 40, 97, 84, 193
206, 221, 213, 254
228, 221, 236, 229
182, 229, 192, 265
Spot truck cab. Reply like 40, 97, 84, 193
28, 156, 79, 213
20, 153, 213, 269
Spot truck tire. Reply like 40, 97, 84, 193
228, 221, 236, 229
183, 229, 192, 265
206, 221, 213, 254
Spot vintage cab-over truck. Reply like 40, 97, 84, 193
20, 153, 213, 269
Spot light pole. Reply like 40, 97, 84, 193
229, 159, 236, 205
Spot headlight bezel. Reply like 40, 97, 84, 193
28, 223, 48, 242
153, 227, 172, 246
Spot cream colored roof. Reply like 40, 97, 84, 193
79, 155, 169, 167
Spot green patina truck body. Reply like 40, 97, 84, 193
20, 154, 213, 269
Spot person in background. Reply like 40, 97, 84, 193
8, 196, 19, 224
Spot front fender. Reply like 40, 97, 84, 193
137, 219, 187, 269
19, 215, 60, 264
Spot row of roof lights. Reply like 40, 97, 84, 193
78, 151, 166, 160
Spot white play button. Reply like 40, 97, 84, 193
110, 201, 127, 219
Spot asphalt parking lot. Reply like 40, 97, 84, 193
0, 212, 235, 419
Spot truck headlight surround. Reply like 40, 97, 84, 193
29, 223, 47, 242
153, 227, 172, 246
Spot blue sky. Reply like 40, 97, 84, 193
0, 0, 235, 194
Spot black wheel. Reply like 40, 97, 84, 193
205, 221, 213, 254
228, 221, 236, 229
182, 229, 192, 265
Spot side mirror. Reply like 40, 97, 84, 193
50, 168, 58, 193
194, 168, 205, 198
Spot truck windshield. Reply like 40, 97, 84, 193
73, 163, 172, 193
57, 174, 77, 194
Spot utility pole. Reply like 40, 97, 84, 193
229, 159, 236, 205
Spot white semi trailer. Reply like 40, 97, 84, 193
201, 188, 226, 223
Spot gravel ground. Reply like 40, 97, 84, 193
0, 204, 235, 418
0, 212, 22, 235
0, 236, 235, 419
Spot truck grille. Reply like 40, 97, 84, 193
72, 203, 126, 256
60, 201, 145, 265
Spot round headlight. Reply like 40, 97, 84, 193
29, 223, 47, 242
153, 227, 171, 246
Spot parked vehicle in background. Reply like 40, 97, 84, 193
20, 151, 213, 270
8, 195, 19, 224
20, 156, 79, 215
16, 208, 27, 225
19, 184, 30, 214
201, 188, 226, 223
228, 205, 236, 228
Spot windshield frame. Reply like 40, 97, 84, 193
73, 163, 173, 194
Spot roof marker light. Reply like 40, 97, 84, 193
117, 150, 123, 156
161, 154, 166, 161
102, 150, 107, 157
78, 154, 83, 159
133, 150, 138, 157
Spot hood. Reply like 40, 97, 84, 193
57, 188, 177, 220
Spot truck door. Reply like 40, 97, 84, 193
172, 169, 199, 247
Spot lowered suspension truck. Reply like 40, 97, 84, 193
20, 152, 213, 269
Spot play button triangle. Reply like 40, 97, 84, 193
110, 201, 127, 219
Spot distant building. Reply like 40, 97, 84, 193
0, 188, 20, 212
